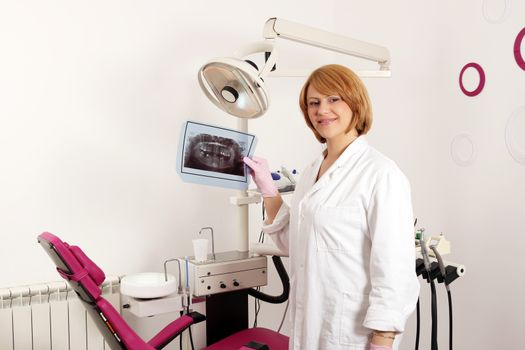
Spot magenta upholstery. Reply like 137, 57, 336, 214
40, 232, 103, 301
204, 327, 289, 350
37, 232, 203, 350
97, 298, 155, 349
70, 245, 105, 285
148, 314, 194, 348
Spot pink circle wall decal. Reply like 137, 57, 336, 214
514, 27, 525, 71
459, 63, 486, 97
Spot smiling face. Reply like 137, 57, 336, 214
299, 64, 373, 144
306, 85, 356, 144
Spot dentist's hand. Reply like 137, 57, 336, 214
243, 156, 279, 197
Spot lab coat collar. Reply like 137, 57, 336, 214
305, 135, 368, 196
332, 135, 368, 169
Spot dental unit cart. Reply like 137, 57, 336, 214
183, 251, 267, 297
180, 251, 268, 345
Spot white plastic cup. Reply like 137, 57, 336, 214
192, 239, 209, 262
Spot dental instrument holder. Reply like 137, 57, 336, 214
414, 229, 464, 283
415, 230, 464, 350
417, 228, 439, 350
416, 231, 451, 257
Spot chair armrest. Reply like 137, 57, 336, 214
148, 312, 205, 350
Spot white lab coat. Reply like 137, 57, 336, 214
263, 136, 420, 350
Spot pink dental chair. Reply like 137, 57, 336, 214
38, 232, 288, 350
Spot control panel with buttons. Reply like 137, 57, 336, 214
183, 251, 268, 297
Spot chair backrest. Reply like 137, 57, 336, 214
38, 232, 151, 350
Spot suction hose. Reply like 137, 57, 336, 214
248, 256, 289, 304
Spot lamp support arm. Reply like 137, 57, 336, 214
263, 17, 390, 71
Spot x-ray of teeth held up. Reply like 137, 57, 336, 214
176, 121, 257, 190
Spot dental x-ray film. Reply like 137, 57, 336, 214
176, 121, 257, 190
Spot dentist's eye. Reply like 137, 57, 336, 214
328, 96, 340, 103
308, 101, 319, 107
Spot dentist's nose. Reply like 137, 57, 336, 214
317, 100, 330, 115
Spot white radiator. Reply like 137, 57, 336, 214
0, 277, 120, 350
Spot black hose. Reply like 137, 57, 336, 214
430, 280, 438, 350
415, 298, 420, 350
247, 256, 289, 304
448, 290, 453, 350
188, 325, 195, 350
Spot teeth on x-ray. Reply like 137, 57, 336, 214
177, 121, 257, 190
185, 133, 245, 176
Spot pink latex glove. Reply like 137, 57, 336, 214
369, 344, 392, 350
243, 156, 278, 197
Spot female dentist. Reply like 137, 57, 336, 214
244, 64, 420, 350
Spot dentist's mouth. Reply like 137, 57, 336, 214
317, 118, 337, 126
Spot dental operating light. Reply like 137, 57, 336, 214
198, 41, 277, 119
198, 17, 391, 119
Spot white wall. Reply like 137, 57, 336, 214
0, 0, 331, 284
1, 0, 524, 349
0, 0, 332, 340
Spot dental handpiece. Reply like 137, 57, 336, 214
430, 245, 449, 290
419, 228, 439, 350
183, 288, 191, 313
418, 229, 432, 272
280, 166, 296, 185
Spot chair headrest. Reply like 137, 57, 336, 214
38, 232, 105, 301
69, 245, 106, 286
